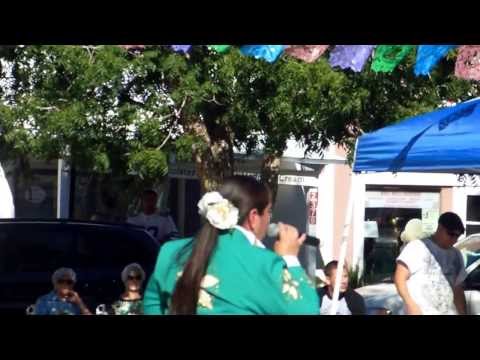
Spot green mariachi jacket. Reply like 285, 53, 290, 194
143, 228, 320, 315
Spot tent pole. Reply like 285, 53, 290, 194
329, 173, 355, 314
329, 139, 359, 315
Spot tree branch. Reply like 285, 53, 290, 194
174, 96, 188, 119
156, 127, 174, 150
154, 98, 187, 150
38, 106, 59, 111
80, 46, 102, 64
164, 94, 189, 128
208, 95, 223, 106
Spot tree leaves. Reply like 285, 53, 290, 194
0, 45, 479, 189
128, 149, 168, 181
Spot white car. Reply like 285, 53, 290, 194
356, 234, 480, 315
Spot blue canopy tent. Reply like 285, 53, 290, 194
353, 97, 480, 174
330, 98, 480, 314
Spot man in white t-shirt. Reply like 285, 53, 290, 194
127, 190, 178, 245
394, 212, 467, 315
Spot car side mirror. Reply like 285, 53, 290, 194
367, 307, 392, 315
26, 304, 35, 315
96, 304, 109, 315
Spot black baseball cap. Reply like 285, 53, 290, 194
438, 212, 465, 234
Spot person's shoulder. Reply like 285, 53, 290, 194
412, 238, 428, 246
346, 288, 364, 300
36, 291, 55, 304
316, 286, 328, 298
43, 291, 57, 299
235, 230, 277, 256
35, 293, 49, 302
157, 209, 173, 217
158, 237, 193, 262
161, 237, 191, 251
142, 210, 172, 219
397, 239, 428, 264
248, 246, 285, 273
146, 212, 174, 223
127, 214, 141, 223
151, 238, 192, 277
451, 246, 463, 256
345, 288, 366, 314
402, 239, 427, 252
452, 246, 465, 265
221, 229, 281, 264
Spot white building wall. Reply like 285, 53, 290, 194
317, 164, 335, 263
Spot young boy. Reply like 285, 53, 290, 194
317, 261, 366, 315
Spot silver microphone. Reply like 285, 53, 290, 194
267, 223, 280, 238
267, 223, 320, 247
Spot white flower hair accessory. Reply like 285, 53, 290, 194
197, 191, 239, 230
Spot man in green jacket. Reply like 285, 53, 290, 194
143, 176, 320, 315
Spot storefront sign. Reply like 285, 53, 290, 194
422, 208, 439, 234
364, 221, 379, 238
170, 166, 318, 187
278, 175, 318, 187
307, 188, 318, 226
365, 191, 439, 209
169, 167, 197, 179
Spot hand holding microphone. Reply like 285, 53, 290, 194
268, 222, 320, 257
269, 222, 306, 257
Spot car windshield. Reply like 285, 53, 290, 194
465, 250, 480, 291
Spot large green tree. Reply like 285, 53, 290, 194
0, 45, 478, 206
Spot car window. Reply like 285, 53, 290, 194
465, 250, 480, 290
465, 251, 480, 268
73, 226, 158, 271
0, 224, 74, 273
466, 267, 480, 290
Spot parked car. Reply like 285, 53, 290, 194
356, 234, 480, 315
0, 219, 159, 314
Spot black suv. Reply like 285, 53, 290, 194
0, 219, 159, 314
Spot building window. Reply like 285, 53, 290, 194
364, 190, 440, 283
466, 195, 480, 235
14, 169, 58, 219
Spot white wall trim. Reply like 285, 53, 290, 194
358, 172, 460, 187
453, 186, 480, 232
318, 164, 335, 263
57, 159, 71, 219
352, 175, 366, 272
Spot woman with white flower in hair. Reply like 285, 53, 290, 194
143, 175, 320, 315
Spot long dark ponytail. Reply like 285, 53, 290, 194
170, 175, 271, 314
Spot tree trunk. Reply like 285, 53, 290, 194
185, 118, 234, 194
261, 153, 281, 205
